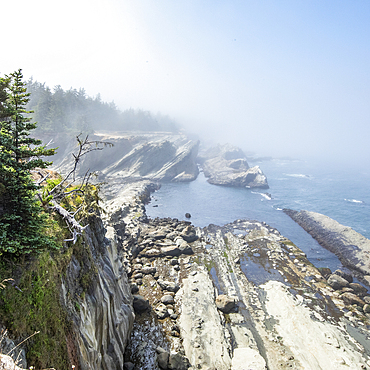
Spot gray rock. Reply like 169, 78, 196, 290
166, 231, 178, 240
155, 303, 169, 319
162, 245, 183, 257
141, 266, 157, 275
161, 294, 175, 305
130, 283, 139, 294
157, 351, 170, 369
181, 226, 198, 243
142, 248, 162, 257
318, 267, 332, 278
215, 295, 236, 313
168, 353, 191, 370
363, 296, 370, 304
363, 304, 370, 313
349, 283, 368, 296
133, 295, 150, 313
334, 269, 353, 283
327, 274, 349, 290
124, 362, 135, 370
341, 292, 365, 307
158, 280, 180, 292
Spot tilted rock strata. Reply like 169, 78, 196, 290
56, 132, 200, 183
199, 143, 269, 188
61, 216, 134, 370
284, 209, 370, 277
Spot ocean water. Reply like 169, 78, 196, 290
146, 158, 370, 272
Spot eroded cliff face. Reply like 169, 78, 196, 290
61, 215, 135, 370
55, 133, 200, 183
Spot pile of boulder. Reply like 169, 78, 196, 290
321, 268, 370, 314
125, 217, 200, 369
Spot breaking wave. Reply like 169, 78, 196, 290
344, 199, 364, 204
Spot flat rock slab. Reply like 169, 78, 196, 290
231, 348, 266, 370
262, 281, 367, 369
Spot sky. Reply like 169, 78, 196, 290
2, 0, 370, 168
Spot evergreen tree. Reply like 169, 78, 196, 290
0, 69, 56, 255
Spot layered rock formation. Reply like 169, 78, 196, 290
284, 209, 370, 282
61, 214, 135, 370
198, 144, 269, 188
56, 133, 200, 183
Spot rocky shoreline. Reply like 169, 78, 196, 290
6, 180, 370, 370
92, 181, 370, 370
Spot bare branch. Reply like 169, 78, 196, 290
50, 200, 88, 236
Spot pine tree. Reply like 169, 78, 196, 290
0, 69, 56, 255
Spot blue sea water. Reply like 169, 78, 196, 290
146, 158, 370, 271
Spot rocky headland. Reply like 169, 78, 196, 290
198, 144, 269, 188
284, 209, 370, 285
55, 134, 269, 189
56, 132, 200, 183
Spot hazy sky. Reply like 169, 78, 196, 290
2, 0, 370, 167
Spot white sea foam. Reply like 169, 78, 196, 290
285, 173, 310, 178
251, 191, 271, 200
344, 198, 364, 204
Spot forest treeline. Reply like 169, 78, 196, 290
26, 79, 179, 134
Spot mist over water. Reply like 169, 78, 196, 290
2, 0, 370, 169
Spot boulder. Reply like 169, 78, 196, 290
340, 292, 365, 307
181, 226, 198, 243
157, 351, 170, 369
161, 295, 175, 305
363, 296, 370, 304
157, 280, 180, 293
168, 353, 191, 370
155, 303, 169, 319
130, 283, 139, 294
327, 274, 349, 290
334, 269, 353, 283
349, 283, 368, 296
141, 266, 157, 275
124, 362, 135, 370
318, 267, 332, 278
142, 248, 162, 258
215, 295, 236, 313
133, 295, 150, 313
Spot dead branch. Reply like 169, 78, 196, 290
44, 134, 112, 244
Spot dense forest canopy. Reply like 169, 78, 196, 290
26, 79, 179, 134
